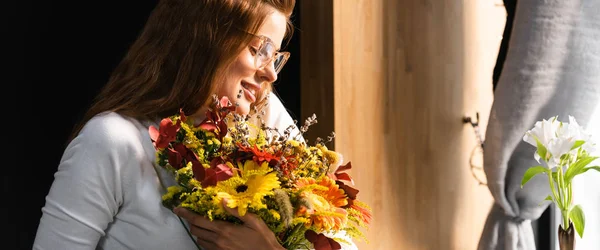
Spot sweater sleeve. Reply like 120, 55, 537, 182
33, 114, 139, 250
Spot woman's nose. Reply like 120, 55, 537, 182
257, 61, 278, 83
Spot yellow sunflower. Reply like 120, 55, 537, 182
215, 160, 280, 216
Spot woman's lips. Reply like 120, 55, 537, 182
241, 81, 260, 103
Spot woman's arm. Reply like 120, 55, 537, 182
33, 114, 136, 250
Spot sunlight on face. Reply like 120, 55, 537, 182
216, 8, 287, 115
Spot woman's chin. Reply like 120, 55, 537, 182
234, 102, 251, 115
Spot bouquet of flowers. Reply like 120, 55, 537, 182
149, 95, 371, 250
521, 116, 599, 249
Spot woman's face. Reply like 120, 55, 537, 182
216, 9, 288, 115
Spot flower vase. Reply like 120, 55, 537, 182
558, 222, 575, 250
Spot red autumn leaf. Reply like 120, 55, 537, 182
167, 147, 184, 170
215, 163, 234, 176
336, 180, 359, 200
200, 168, 217, 187
304, 230, 341, 250
159, 129, 203, 170
191, 160, 206, 182
179, 108, 187, 122
197, 113, 223, 138
218, 121, 228, 139
148, 126, 160, 143
173, 143, 199, 162
200, 163, 233, 188
149, 118, 181, 149
209, 157, 224, 168
194, 158, 234, 188
165, 143, 201, 170
337, 162, 352, 172
198, 122, 218, 131
218, 96, 237, 113
196, 96, 237, 140
219, 96, 231, 108
334, 172, 353, 183
331, 162, 354, 184
206, 109, 218, 122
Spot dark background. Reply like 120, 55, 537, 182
6, 2, 301, 249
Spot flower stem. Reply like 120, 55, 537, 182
548, 171, 561, 206
567, 183, 573, 206
556, 165, 571, 230
561, 209, 570, 231
547, 169, 563, 227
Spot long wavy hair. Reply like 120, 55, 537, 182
70, 0, 295, 141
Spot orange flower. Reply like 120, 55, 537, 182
327, 162, 372, 225
237, 143, 279, 163
296, 177, 348, 231
348, 199, 372, 225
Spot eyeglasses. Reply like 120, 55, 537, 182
251, 35, 290, 74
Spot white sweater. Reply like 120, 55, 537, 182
33, 93, 357, 250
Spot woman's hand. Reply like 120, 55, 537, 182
173, 199, 285, 250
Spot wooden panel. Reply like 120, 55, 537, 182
301, 0, 505, 249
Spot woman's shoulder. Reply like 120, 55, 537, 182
73, 111, 147, 151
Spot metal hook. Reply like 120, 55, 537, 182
463, 112, 488, 186
463, 112, 484, 150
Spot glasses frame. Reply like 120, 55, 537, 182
251, 35, 290, 74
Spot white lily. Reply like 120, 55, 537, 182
563, 116, 596, 153
523, 116, 596, 167
521, 115, 598, 240
523, 116, 561, 164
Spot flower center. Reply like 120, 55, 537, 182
235, 184, 249, 193
306, 193, 331, 210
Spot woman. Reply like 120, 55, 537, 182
32, 0, 324, 249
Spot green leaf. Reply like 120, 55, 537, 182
580, 165, 600, 174
570, 205, 585, 238
521, 166, 549, 188
534, 137, 549, 162
571, 140, 586, 150
538, 195, 554, 206
565, 156, 599, 182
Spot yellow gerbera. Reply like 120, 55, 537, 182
237, 159, 270, 173
215, 161, 280, 216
